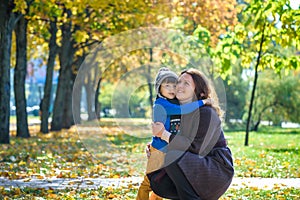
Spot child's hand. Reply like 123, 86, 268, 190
203, 98, 213, 105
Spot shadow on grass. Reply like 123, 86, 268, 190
108, 133, 150, 146
254, 125, 299, 134
266, 148, 299, 154
225, 127, 300, 135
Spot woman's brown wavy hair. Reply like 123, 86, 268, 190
180, 68, 224, 118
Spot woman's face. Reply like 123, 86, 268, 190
176, 73, 195, 104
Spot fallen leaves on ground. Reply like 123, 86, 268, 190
0, 125, 148, 182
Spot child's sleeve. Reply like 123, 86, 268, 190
153, 103, 167, 123
156, 98, 204, 115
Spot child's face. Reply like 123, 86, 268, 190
160, 82, 177, 99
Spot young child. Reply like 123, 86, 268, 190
136, 68, 210, 200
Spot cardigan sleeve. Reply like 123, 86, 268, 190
155, 98, 204, 115
168, 107, 221, 156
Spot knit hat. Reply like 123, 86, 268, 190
154, 67, 178, 94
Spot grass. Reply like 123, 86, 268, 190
1, 118, 300, 199
227, 128, 299, 178
222, 187, 299, 200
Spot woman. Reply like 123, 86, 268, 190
149, 68, 234, 200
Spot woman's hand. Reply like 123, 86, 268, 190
152, 122, 165, 137
146, 142, 151, 158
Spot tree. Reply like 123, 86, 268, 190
23, 0, 237, 131
26, 0, 61, 133
215, 0, 300, 145
39, 19, 58, 133
49, 0, 174, 129
14, 13, 30, 138
167, 0, 238, 46
70, 0, 177, 124
51, 8, 76, 131
0, 0, 19, 144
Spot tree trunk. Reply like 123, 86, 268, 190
62, 71, 75, 129
51, 15, 74, 131
84, 78, 96, 121
72, 80, 82, 124
252, 120, 260, 132
0, 1, 15, 144
95, 78, 102, 119
148, 48, 154, 116
41, 20, 58, 133
245, 23, 266, 146
147, 68, 154, 111
72, 55, 86, 124
14, 14, 30, 138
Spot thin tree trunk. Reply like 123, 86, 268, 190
72, 81, 82, 124
72, 55, 86, 124
14, 14, 30, 138
148, 48, 154, 116
95, 77, 102, 119
41, 19, 58, 133
84, 55, 99, 121
0, 1, 15, 144
252, 120, 260, 132
245, 23, 266, 146
84, 78, 96, 121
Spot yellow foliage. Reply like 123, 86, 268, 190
18, 160, 26, 166
171, 0, 238, 46
75, 30, 90, 43
13, 0, 27, 14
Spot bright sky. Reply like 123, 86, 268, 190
290, 0, 300, 9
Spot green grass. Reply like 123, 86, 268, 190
222, 187, 299, 200
226, 128, 299, 178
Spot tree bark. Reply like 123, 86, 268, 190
41, 19, 58, 133
72, 79, 82, 124
14, 14, 30, 138
245, 23, 266, 146
148, 48, 154, 116
51, 12, 74, 131
95, 77, 102, 119
0, 0, 16, 144
62, 71, 75, 129
84, 77, 96, 121
72, 55, 86, 124
86, 55, 99, 121
252, 120, 260, 132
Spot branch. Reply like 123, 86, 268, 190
76, 40, 101, 49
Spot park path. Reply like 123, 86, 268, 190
0, 176, 299, 190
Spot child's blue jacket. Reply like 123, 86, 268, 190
151, 97, 204, 151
